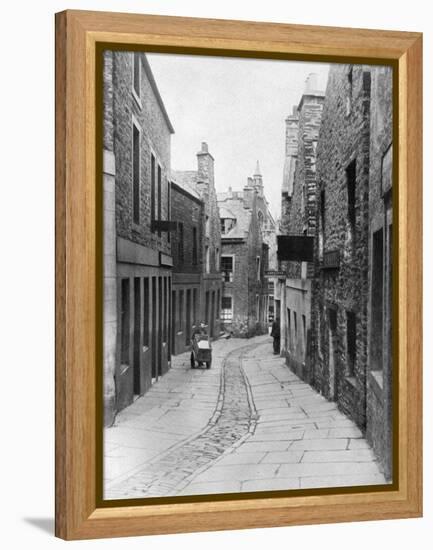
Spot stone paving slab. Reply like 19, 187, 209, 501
104, 337, 267, 499
189, 340, 387, 494
104, 336, 388, 499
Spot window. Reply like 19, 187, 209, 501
205, 291, 210, 325
258, 211, 264, 228
381, 144, 393, 195
371, 229, 384, 371
346, 160, 356, 250
192, 227, 198, 265
157, 164, 162, 236
221, 218, 235, 234
287, 308, 292, 351
346, 311, 357, 377
171, 290, 176, 343
158, 277, 163, 376
329, 308, 337, 333
133, 278, 141, 394
193, 288, 198, 325
132, 123, 140, 225
179, 290, 184, 330
256, 256, 261, 280
167, 180, 171, 243
205, 215, 210, 237
185, 289, 192, 344
312, 140, 318, 155
205, 246, 210, 273
221, 255, 234, 282
178, 223, 184, 264
163, 277, 168, 342
319, 189, 325, 259
301, 183, 306, 213
294, 311, 298, 343
150, 154, 155, 229
142, 278, 149, 347
151, 277, 157, 380
120, 279, 130, 365
221, 296, 233, 321
216, 248, 220, 270
133, 52, 140, 99
302, 314, 307, 356
216, 289, 220, 319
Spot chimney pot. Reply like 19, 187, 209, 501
201, 142, 208, 153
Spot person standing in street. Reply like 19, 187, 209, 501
270, 316, 280, 355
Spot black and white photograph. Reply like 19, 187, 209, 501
102, 50, 393, 500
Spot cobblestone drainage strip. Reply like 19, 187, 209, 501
106, 343, 261, 499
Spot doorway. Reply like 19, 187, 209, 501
133, 278, 141, 396
327, 307, 338, 400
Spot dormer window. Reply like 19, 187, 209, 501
220, 218, 236, 235
258, 211, 264, 228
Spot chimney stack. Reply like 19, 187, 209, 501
197, 141, 214, 190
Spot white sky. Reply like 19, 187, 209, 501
147, 53, 329, 219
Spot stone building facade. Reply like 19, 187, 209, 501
218, 165, 271, 337
366, 66, 393, 480
172, 142, 223, 341
169, 178, 204, 355
280, 106, 299, 234
311, 64, 373, 431
103, 51, 174, 425
278, 74, 325, 382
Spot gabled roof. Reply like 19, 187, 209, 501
142, 55, 175, 134
217, 194, 252, 240
171, 170, 200, 199
219, 206, 236, 219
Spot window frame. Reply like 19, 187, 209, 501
131, 116, 142, 227
221, 254, 235, 282
221, 295, 233, 321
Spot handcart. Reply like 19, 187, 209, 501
190, 326, 212, 369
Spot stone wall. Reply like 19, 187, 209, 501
170, 183, 204, 274
285, 93, 324, 279
103, 51, 174, 423
220, 192, 269, 338
172, 143, 223, 339
170, 182, 204, 355
366, 66, 393, 479
312, 64, 372, 430
103, 53, 117, 426
112, 51, 172, 254
196, 143, 222, 276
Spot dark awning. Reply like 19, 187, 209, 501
151, 220, 178, 232
277, 235, 314, 262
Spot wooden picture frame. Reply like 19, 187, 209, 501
55, 9, 422, 540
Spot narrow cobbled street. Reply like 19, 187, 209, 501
104, 335, 386, 499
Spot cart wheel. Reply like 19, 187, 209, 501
190, 352, 195, 369
206, 361, 211, 369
